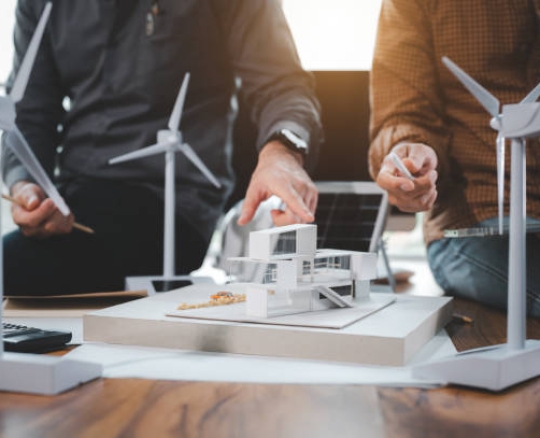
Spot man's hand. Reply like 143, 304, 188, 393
376, 143, 438, 212
10, 181, 74, 238
237, 141, 317, 227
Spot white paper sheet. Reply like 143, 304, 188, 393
66, 329, 456, 387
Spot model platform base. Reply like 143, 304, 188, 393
85, 284, 453, 366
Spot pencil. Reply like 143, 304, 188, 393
1, 193, 95, 234
389, 151, 415, 181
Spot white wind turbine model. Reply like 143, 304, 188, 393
0, 3, 102, 395
0, 3, 70, 217
109, 73, 221, 294
413, 59, 540, 391
442, 56, 540, 234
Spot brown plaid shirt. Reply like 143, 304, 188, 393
369, 0, 540, 243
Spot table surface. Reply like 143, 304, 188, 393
2, 283, 540, 437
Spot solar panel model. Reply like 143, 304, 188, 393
314, 181, 388, 254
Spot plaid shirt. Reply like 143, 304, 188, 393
369, 0, 540, 243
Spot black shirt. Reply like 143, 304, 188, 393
2, 0, 321, 239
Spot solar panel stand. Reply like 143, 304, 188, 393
377, 238, 396, 292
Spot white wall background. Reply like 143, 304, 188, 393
282, 0, 382, 70
0, 0, 16, 90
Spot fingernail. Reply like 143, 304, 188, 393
27, 195, 38, 207
399, 183, 414, 192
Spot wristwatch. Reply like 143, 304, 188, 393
266, 128, 309, 156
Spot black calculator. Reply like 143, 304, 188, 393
2, 322, 72, 353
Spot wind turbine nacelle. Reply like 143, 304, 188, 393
157, 129, 181, 145
0, 98, 16, 132
500, 102, 540, 139
490, 116, 501, 131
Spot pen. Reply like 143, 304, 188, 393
1, 194, 95, 234
389, 152, 415, 181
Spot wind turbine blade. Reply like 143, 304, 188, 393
521, 81, 540, 104
442, 56, 500, 118
10, 2, 52, 103
109, 142, 172, 165
178, 143, 221, 188
168, 72, 190, 132
0, 97, 16, 131
496, 134, 505, 235
7, 127, 70, 216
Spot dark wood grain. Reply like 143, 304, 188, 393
379, 379, 540, 438
0, 380, 385, 438
379, 297, 540, 438
447, 297, 540, 351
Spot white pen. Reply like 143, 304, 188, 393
389, 152, 415, 181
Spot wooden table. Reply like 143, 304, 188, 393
1, 297, 540, 437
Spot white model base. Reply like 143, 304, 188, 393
85, 284, 452, 366
0, 352, 102, 395
125, 275, 214, 295
412, 339, 540, 391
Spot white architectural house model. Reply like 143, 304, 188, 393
228, 224, 379, 318
86, 219, 451, 365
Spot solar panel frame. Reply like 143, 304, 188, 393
314, 181, 389, 254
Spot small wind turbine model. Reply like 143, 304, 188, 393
0, 3, 102, 395
0, 4, 70, 217
413, 57, 540, 391
442, 57, 540, 234
109, 73, 221, 294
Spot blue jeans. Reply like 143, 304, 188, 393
427, 217, 540, 318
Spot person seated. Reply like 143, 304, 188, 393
1, 0, 322, 296
369, 0, 540, 317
